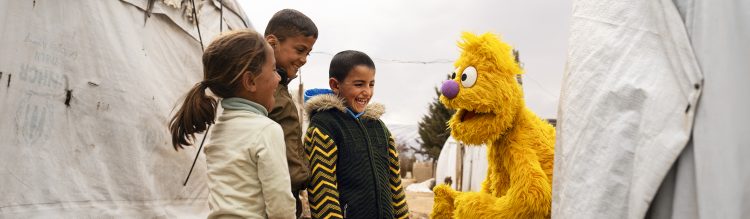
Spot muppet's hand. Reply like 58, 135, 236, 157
431, 184, 458, 219
453, 192, 512, 218
432, 188, 514, 219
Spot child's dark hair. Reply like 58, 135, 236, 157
169, 29, 269, 150
329, 50, 375, 81
264, 9, 318, 41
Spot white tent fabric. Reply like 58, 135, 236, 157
552, 0, 703, 218
435, 138, 459, 189
434, 137, 488, 192
0, 0, 251, 217
459, 144, 488, 192
648, 0, 750, 218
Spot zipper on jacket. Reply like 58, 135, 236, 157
343, 203, 348, 218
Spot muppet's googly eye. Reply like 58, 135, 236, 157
461, 66, 477, 88
451, 68, 459, 79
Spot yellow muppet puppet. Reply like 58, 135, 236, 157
431, 32, 555, 219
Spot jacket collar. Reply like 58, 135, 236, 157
221, 97, 268, 116
277, 67, 294, 86
304, 94, 384, 121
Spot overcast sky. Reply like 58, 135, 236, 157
238, 0, 571, 125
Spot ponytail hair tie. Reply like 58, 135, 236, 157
198, 81, 209, 89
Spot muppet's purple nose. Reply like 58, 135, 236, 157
441, 80, 459, 99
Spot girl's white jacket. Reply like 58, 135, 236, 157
204, 98, 295, 219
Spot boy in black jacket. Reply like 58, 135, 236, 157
304, 50, 409, 219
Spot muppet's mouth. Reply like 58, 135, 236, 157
459, 109, 490, 122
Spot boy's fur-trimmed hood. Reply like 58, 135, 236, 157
304, 94, 385, 121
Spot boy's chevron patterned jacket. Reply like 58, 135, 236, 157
304, 94, 409, 219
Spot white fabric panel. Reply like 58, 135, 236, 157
435, 137, 488, 192
673, 0, 750, 218
0, 0, 251, 217
435, 138, 459, 189
460, 146, 487, 192
647, 140, 700, 219
552, 0, 703, 218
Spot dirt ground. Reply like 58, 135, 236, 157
403, 178, 434, 219
300, 178, 435, 218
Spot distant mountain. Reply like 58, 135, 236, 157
386, 123, 425, 159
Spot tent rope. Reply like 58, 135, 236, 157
219, 0, 224, 32
183, 0, 211, 186
189, 0, 205, 51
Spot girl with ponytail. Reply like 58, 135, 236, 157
169, 29, 294, 218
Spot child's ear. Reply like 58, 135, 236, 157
265, 35, 278, 49
329, 77, 340, 95
243, 72, 257, 92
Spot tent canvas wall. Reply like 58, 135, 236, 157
434, 136, 488, 192
0, 0, 251, 217
554, 0, 749, 218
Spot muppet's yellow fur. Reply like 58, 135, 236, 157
431, 32, 555, 219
